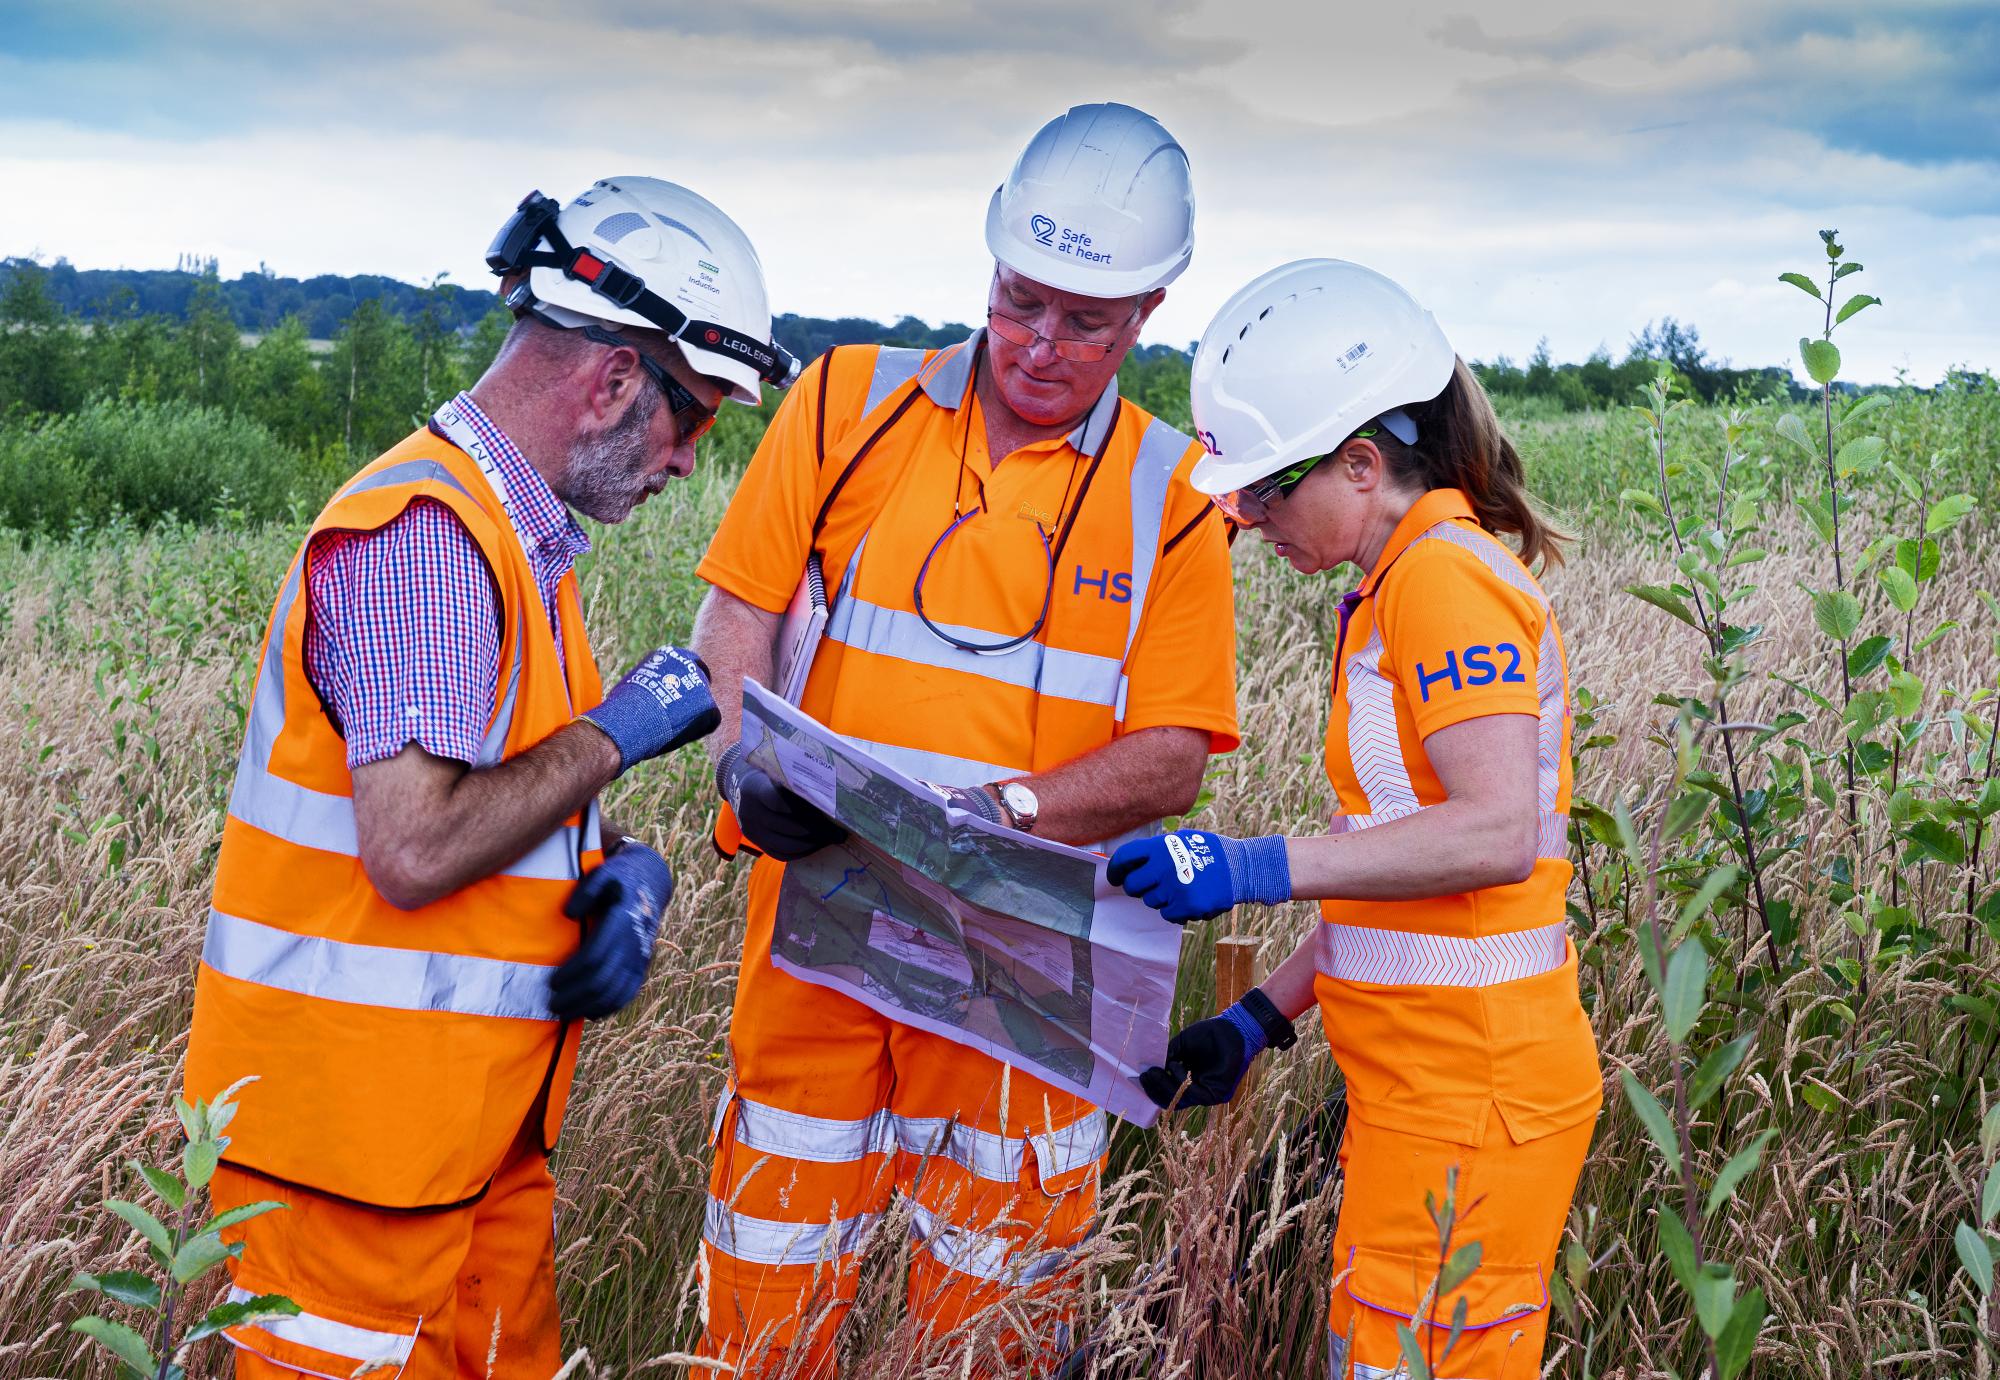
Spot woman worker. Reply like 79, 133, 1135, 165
1107, 260, 1601, 1378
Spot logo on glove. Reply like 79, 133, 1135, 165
1163, 832, 1216, 885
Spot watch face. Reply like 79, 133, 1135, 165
1001, 782, 1038, 818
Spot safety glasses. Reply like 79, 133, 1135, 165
1210, 424, 1386, 526
581, 324, 717, 446
986, 306, 1133, 363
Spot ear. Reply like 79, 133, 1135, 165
582, 340, 649, 425
1339, 436, 1386, 491
1131, 288, 1167, 335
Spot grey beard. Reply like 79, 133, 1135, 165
556, 390, 663, 523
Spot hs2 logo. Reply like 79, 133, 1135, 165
1073, 567, 1132, 603
1415, 644, 1525, 701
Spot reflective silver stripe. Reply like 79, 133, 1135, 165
1344, 625, 1417, 819
895, 1107, 1106, 1184
1314, 920, 1568, 987
730, 1094, 897, 1164
842, 736, 1020, 787
865, 345, 929, 415
225, 457, 586, 882
825, 592, 1125, 706
1330, 807, 1571, 860
907, 1200, 1077, 1286
702, 1198, 880, 1267
202, 907, 560, 1022
223, 1287, 417, 1366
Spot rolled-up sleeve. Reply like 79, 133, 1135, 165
302, 499, 502, 770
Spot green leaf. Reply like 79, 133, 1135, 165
1620, 487, 1667, 519
1775, 412, 1816, 456
1777, 271, 1823, 300
1801, 337, 1841, 385
1847, 634, 1894, 678
1904, 820, 1966, 865
1716, 1286, 1766, 1379
132, 1161, 184, 1212
1835, 261, 1864, 279
1926, 493, 1978, 535
173, 1095, 204, 1142
1676, 866, 1740, 933
1626, 583, 1700, 629
1983, 1102, 2000, 1160
1834, 435, 1884, 477
1886, 669, 1923, 718
1877, 567, 1919, 614
1440, 1239, 1483, 1294
182, 1294, 302, 1346
1801, 1084, 1841, 1114
1621, 1071, 1681, 1175
1811, 589, 1863, 643
1443, 1293, 1470, 1364
1663, 942, 1708, 1043
1690, 1035, 1755, 1112
1915, 620, 1958, 654
1705, 1130, 1777, 1217
203, 1200, 287, 1237
182, 1138, 220, 1193
1794, 493, 1835, 544
105, 1200, 172, 1265
1396, 1323, 1432, 1380
1840, 390, 1887, 427
1663, 792, 1708, 843
1984, 1162, 2000, 1227
1833, 293, 1881, 327
171, 1231, 239, 1284
1691, 1262, 1737, 1338
69, 1317, 156, 1376
1657, 1205, 1698, 1291
1958, 1222, 1995, 1296
65, 1270, 163, 1310
1894, 537, 1942, 583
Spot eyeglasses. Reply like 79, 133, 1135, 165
1210, 426, 1381, 527
580, 323, 718, 446
985, 305, 1136, 364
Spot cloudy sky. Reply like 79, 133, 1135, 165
2, 0, 1994, 383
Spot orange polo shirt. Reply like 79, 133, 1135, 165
1315, 488, 1600, 1146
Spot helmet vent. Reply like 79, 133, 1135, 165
594, 211, 648, 244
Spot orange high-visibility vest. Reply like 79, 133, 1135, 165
712, 336, 1221, 857
185, 429, 605, 1210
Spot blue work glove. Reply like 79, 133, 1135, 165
550, 840, 672, 1021
717, 741, 848, 862
581, 647, 720, 774
1106, 830, 1292, 924
1139, 987, 1298, 1110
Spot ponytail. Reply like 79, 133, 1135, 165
1375, 358, 1571, 570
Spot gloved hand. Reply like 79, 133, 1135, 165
717, 741, 848, 861
581, 647, 720, 774
550, 840, 672, 1021
1106, 830, 1292, 924
925, 781, 1003, 826
1139, 987, 1297, 1110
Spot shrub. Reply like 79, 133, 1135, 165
0, 399, 341, 536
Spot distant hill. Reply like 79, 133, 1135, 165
1, 257, 1188, 365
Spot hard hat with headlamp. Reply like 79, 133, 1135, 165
1189, 259, 1457, 512
486, 177, 799, 404
984, 102, 1195, 300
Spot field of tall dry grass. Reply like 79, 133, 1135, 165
2, 377, 1997, 1378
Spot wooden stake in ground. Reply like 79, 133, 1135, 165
1214, 934, 1261, 1108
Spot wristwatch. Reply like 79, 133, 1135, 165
1241, 986, 1299, 1051
996, 780, 1040, 834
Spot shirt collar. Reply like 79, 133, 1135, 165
1362, 487, 1475, 592
446, 391, 590, 559
919, 328, 1123, 458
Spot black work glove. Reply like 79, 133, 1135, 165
1139, 987, 1297, 1110
550, 840, 672, 1021
717, 741, 848, 862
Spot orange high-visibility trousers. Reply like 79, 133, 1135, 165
1324, 1113, 1593, 1379
698, 945, 1106, 1377
211, 1123, 561, 1378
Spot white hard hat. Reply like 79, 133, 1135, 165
1190, 259, 1457, 495
984, 102, 1195, 299
487, 177, 794, 405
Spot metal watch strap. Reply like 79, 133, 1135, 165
1240, 986, 1298, 1051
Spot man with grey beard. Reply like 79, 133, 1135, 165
182, 178, 797, 1377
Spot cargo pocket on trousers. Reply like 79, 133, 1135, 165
1025, 1109, 1109, 1200
1336, 1244, 1549, 1371
221, 1284, 423, 1380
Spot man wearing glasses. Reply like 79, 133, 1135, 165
183, 178, 791, 1378
690, 104, 1240, 1374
